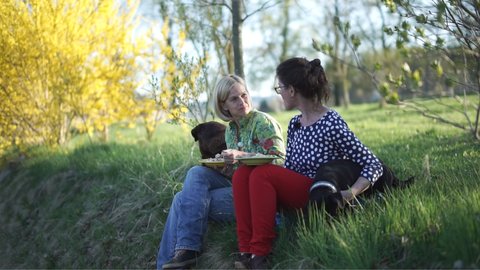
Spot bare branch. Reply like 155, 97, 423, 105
196, 0, 231, 12
458, 1, 480, 23
402, 101, 467, 130
434, 97, 472, 126
242, 0, 280, 22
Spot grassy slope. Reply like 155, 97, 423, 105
0, 102, 479, 269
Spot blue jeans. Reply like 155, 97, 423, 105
156, 165, 234, 269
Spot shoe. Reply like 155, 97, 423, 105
162, 249, 199, 269
234, 252, 251, 269
249, 254, 269, 269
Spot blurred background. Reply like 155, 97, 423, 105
1, 0, 478, 155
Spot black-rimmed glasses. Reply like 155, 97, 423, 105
273, 85, 286, 94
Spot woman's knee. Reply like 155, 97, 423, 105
209, 187, 235, 222
184, 165, 210, 186
250, 164, 277, 181
186, 165, 208, 179
171, 191, 183, 209
232, 165, 253, 185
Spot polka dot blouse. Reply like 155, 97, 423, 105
284, 110, 383, 183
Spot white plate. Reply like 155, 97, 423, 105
199, 158, 225, 167
235, 155, 279, 166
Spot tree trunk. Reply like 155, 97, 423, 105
376, 0, 388, 108
101, 124, 109, 142
58, 114, 72, 145
333, 82, 342, 106
232, 0, 245, 78
342, 75, 350, 109
332, 0, 347, 107
279, 0, 291, 62
474, 56, 480, 140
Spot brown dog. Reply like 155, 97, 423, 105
191, 121, 227, 159
191, 121, 234, 178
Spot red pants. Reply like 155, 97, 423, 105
232, 164, 313, 256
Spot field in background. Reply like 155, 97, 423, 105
0, 101, 479, 268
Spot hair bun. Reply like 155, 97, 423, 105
307, 58, 322, 74
310, 59, 321, 67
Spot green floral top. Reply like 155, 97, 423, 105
225, 110, 286, 165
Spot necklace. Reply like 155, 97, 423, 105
235, 128, 243, 150
234, 123, 243, 150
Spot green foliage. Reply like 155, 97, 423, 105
312, 39, 334, 55
0, 101, 479, 269
384, 0, 480, 139
317, 0, 480, 140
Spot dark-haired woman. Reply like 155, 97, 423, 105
232, 57, 383, 269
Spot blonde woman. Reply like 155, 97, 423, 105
157, 74, 285, 269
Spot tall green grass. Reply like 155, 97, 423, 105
0, 102, 479, 269
0, 137, 196, 268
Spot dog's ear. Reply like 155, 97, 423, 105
309, 182, 342, 217
308, 192, 344, 218
191, 123, 205, 141
309, 189, 327, 205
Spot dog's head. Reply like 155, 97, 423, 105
309, 160, 362, 216
191, 121, 227, 159
309, 180, 345, 217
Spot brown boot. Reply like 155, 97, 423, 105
249, 254, 269, 269
234, 252, 251, 269
162, 249, 199, 269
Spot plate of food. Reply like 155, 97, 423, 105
199, 157, 225, 168
235, 154, 280, 166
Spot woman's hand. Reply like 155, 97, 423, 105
340, 189, 354, 202
221, 149, 246, 164
340, 177, 371, 203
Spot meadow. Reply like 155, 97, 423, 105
0, 101, 479, 269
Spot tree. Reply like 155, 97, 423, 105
151, 0, 233, 123
0, 0, 195, 155
134, 19, 207, 139
382, 0, 480, 140
232, 0, 245, 78
330, 0, 353, 108
247, 0, 317, 88
313, 0, 382, 108
224, 0, 279, 79
151, 0, 280, 123
0, 0, 146, 154
312, 0, 479, 140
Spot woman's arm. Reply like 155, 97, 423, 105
331, 119, 383, 185
340, 176, 371, 202
330, 116, 383, 200
251, 112, 286, 158
222, 111, 286, 164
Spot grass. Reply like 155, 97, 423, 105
0, 101, 479, 269
0, 140, 195, 268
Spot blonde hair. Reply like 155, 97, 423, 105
214, 74, 252, 122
